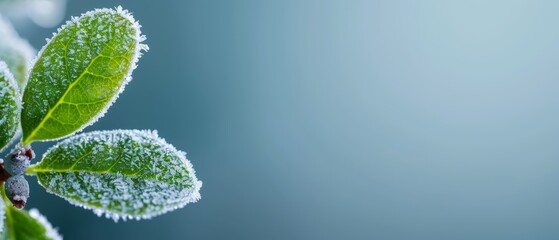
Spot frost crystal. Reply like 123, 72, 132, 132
28, 209, 63, 240
31, 130, 202, 221
21, 6, 148, 144
0, 61, 20, 152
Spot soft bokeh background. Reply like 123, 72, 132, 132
10, 0, 559, 239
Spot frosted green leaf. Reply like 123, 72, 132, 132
3, 207, 62, 240
0, 15, 35, 90
0, 61, 20, 152
21, 7, 148, 145
28, 130, 202, 221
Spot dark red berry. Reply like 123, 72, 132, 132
0, 164, 9, 182
23, 146, 34, 160
4, 175, 29, 209
11, 199, 25, 209
4, 147, 31, 176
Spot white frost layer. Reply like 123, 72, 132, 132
0, 61, 21, 153
0, 61, 20, 98
28, 208, 63, 240
0, 15, 34, 60
0, 14, 36, 86
0, 14, 19, 38
37, 130, 201, 222
28, 6, 148, 142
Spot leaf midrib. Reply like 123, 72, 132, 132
31, 167, 153, 179
23, 57, 100, 144
22, 39, 115, 145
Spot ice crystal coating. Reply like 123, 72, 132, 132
3, 206, 62, 240
29, 130, 202, 221
21, 6, 148, 145
0, 15, 35, 89
28, 209, 62, 240
0, 61, 20, 152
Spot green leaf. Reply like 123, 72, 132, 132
28, 130, 202, 221
0, 16, 35, 89
0, 62, 20, 152
0, 191, 5, 234
21, 7, 148, 145
3, 207, 62, 240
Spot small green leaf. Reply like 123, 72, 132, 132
21, 7, 148, 145
0, 62, 20, 152
0, 16, 35, 89
28, 130, 202, 221
3, 207, 62, 240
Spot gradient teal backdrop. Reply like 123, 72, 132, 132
15, 0, 559, 239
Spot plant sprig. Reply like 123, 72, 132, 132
0, 6, 201, 239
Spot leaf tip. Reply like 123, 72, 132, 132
35, 129, 202, 221
28, 209, 63, 240
22, 6, 149, 143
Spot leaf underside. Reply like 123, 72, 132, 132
21, 7, 146, 145
0, 62, 20, 152
29, 130, 202, 221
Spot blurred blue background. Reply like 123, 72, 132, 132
12, 0, 559, 239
